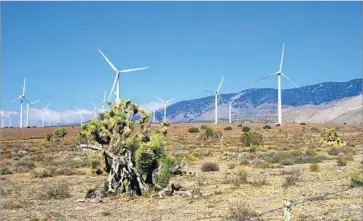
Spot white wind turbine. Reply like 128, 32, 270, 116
92, 101, 98, 119
155, 96, 175, 123
9, 114, 13, 128
228, 97, 238, 124
101, 90, 107, 111
1, 113, 5, 128
48, 115, 51, 127
98, 49, 149, 102
12, 78, 28, 128
204, 76, 225, 124
25, 100, 40, 127
256, 42, 301, 125
40, 104, 50, 127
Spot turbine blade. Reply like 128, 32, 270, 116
97, 49, 118, 72
279, 42, 285, 72
203, 90, 214, 93
11, 96, 22, 102
165, 98, 175, 103
45, 103, 50, 109
255, 72, 279, 83
92, 101, 97, 109
155, 96, 165, 103
217, 76, 224, 92
108, 74, 119, 101
102, 90, 106, 103
218, 94, 224, 103
22, 78, 26, 96
119, 67, 149, 73
31, 100, 40, 105
281, 73, 303, 91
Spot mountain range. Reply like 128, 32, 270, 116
155, 78, 362, 124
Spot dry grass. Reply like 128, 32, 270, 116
0, 124, 361, 221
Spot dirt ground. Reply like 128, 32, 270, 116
0, 123, 362, 221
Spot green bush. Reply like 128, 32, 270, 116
337, 158, 347, 166
205, 127, 214, 138
241, 132, 263, 147
46, 133, 53, 142
188, 127, 200, 133
350, 171, 363, 187
54, 127, 67, 139
300, 122, 307, 125
237, 124, 243, 128
200, 125, 208, 130
242, 126, 250, 132
156, 156, 177, 188
224, 126, 233, 131
263, 125, 271, 130
320, 128, 346, 147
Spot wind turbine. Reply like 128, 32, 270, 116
256, 42, 301, 125
92, 101, 98, 119
101, 90, 107, 111
80, 113, 84, 126
40, 104, 50, 127
204, 76, 225, 124
12, 78, 27, 128
9, 114, 13, 128
48, 115, 51, 127
228, 97, 238, 124
97, 49, 149, 102
1, 113, 5, 128
155, 96, 175, 123
25, 100, 40, 127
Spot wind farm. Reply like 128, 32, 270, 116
1, 2, 362, 221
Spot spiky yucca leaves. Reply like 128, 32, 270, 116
78, 99, 172, 196
319, 128, 346, 147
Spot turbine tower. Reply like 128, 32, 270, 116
228, 97, 238, 124
25, 100, 40, 127
1, 113, 5, 128
92, 101, 98, 119
12, 78, 27, 128
256, 42, 301, 125
9, 114, 13, 128
155, 96, 175, 123
40, 104, 50, 127
48, 115, 51, 127
101, 90, 107, 111
205, 76, 224, 124
97, 49, 149, 102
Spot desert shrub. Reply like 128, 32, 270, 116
186, 153, 199, 162
237, 124, 243, 128
320, 128, 346, 147
241, 132, 263, 147
264, 151, 326, 165
223, 166, 248, 186
282, 168, 301, 187
224, 126, 233, 131
15, 160, 36, 173
275, 123, 281, 127
300, 122, 307, 125
251, 174, 268, 186
205, 127, 214, 138
309, 163, 320, 172
337, 157, 347, 166
31, 167, 57, 178
0, 166, 12, 175
242, 126, 251, 132
228, 163, 236, 169
340, 147, 357, 155
228, 201, 257, 221
200, 125, 208, 130
341, 154, 354, 161
188, 127, 200, 133
263, 125, 271, 130
306, 149, 317, 156
40, 183, 70, 200
310, 127, 320, 133
3, 199, 27, 209
280, 159, 295, 166
53, 127, 67, 143
328, 148, 340, 156
350, 171, 363, 187
248, 146, 257, 153
200, 162, 219, 172
46, 133, 53, 142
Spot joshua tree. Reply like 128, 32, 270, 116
78, 99, 175, 197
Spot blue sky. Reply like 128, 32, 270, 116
2, 2, 362, 113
